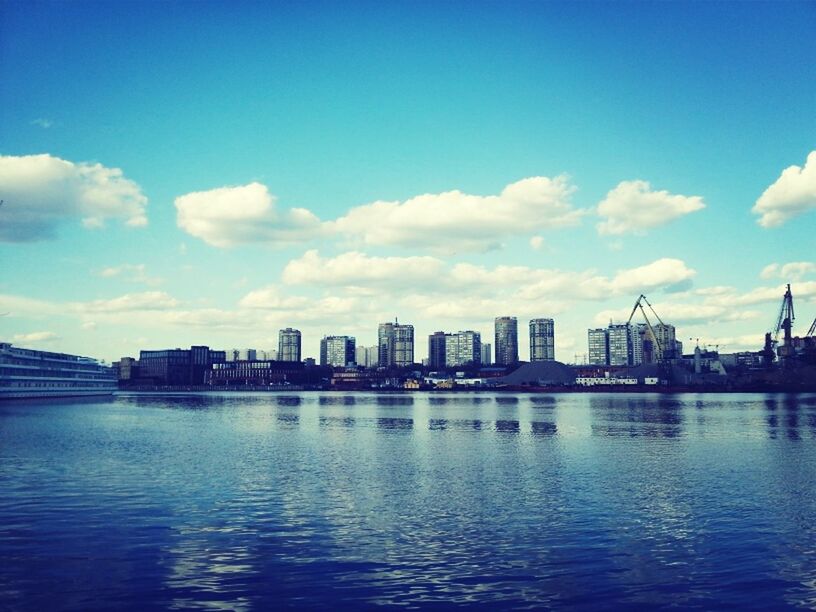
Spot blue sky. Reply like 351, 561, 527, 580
1, 0, 815, 362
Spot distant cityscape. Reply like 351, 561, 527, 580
3, 287, 814, 398
106, 286, 815, 391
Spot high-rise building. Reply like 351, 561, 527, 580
445, 331, 481, 367
278, 328, 301, 362
494, 317, 518, 365
608, 324, 632, 366
378, 320, 414, 367
354, 345, 379, 368
631, 324, 646, 366
529, 318, 555, 361
320, 336, 356, 367
481, 343, 492, 365
588, 328, 609, 365
237, 348, 257, 361
428, 332, 447, 369
653, 323, 678, 359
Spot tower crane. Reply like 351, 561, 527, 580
774, 284, 795, 361
627, 294, 666, 362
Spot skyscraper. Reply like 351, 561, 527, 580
378, 320, 414, 367
494, 316, 518, 366
278, 328, 301, 362
588, 328, 608, 365
529, 318, 555, 361
607, 324, 633, 366
320, 336, 356, 367
481, 343, 492, 365
428, 332, 447, 370
445, 331, 481, 367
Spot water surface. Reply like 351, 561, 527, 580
2, 392, 816, 610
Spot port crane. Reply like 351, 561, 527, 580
626, 294, 666, 362
808, 317, 816, 338
763, 284, 796, 363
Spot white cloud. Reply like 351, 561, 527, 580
98, 263, 162, 286
760, 261, 816, 281
609, 258, 696, 294
12, 331, 59, 344
530, 236, 545, 250
0, 154, 148, 242
81, 291, 180, 313
238, 285, 311, 310
282, 251, 696, 308
753, 151, 816, 227
282, 250, 445, 287
174, 182, 323, 248
596, 180, 705, 235
81, 321, 97, 331
330, 176, 586, 254
31, 118, 53, 129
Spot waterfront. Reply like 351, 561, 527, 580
2, 392, 816, 610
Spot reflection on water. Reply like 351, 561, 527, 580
2, 392, 816, 610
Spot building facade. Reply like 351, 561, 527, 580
428, 332, 447, 370
445, 331, 482, 367
588, 328, 609, 365
494, 316, 519, 366
481, 343, 492, 366
529, 318, 555, 361
378, 320, 414, 367
607, 324, 633, 366
320, 336, 356, 367
278, 328, 302, 362
139, 346, 226, 386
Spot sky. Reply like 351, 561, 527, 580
1, 0, 815, 364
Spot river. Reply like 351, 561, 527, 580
1, 392, 815, 609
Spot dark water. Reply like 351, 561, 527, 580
2, 392, 816, 610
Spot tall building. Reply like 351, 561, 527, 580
653, 323, 678, 359
278, 328, 302, 362
445, 331, 481, 367
320, 336, 356, 367
494, 317, 519, 365
608, 324, 632, 366
378, 320, 414, 367
481, 343, 492, 365
588, 328, 609, 365
355, 345, 378, 369
529, 318, 555, 361
428, 332, 447, 369
631, 324, 646, 366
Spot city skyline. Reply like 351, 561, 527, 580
2, 2, 816, 364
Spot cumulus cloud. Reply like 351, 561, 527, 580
753, 151, 816, 227
98, 263, 162, 286
0, 154, 148, 242
12, 331, 59, 343
174, 182, 322, 248
282, 250, 446, 287
596, 180, 705, 235
80, 291, 180, 313
760, 261, 816, 281
609, 258, 696, 294
329, 176, 585, 254
282, 251, 696, 305
238, 285, 311, 310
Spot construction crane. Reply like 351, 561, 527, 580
627, 294, 666, 362
807, 317, 816, 338
774, 284, 795, 360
